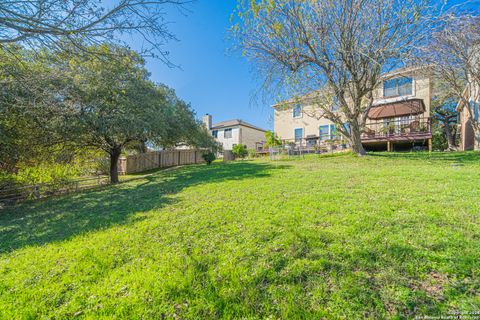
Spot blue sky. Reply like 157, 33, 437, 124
119, 0, 479, 132
124, 0, 273, 130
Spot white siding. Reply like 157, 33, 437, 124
213, 126, 241, 151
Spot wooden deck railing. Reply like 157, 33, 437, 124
361, 117, 432, 141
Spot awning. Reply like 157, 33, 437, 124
368, 99, 425, 120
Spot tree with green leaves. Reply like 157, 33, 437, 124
0, 45, 70, 172
232, 0, 433, 155
56, 45, 210, 183
264, 130, 281, 147
1, 44, 214, 183
232, 144, 248, 159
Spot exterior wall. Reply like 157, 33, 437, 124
273, 68, 433, 144
366, 69, 432, 129
213, 125, 266, 151
459, 109, 475, 151
273, 104, 334, 141
459, 83, 480, 151
213, 126, 241, 151
372, 70, 432, 112
239, 126, 266, 150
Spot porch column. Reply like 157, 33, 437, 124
387, 141, 392, 152
428, 139, 432, 152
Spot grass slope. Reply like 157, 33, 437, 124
1, 152, 479, 319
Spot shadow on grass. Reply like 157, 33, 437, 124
0, 161, 289, 254
367, 151, 480, 164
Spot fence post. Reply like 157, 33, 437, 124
33, 184, 41, 199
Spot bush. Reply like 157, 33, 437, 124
265, 131, 282, 147
202, 151, 216, 165
432, 130, 448, 151
248, 149, 257, 159
15, 162, 83, 185
232, 144, 248, 159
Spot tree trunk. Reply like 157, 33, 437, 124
139, 139, 148, 153
350, 121, 367, 156
444, 118, 457, 151
109, 147, 122, 184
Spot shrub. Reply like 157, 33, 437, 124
16, 162, 83, 185
248, 149, 257, 159
202, 151, 216, 165
265, 131, 282, 147
232, 144, 248, 159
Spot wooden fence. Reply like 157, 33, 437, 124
118, 149, 205, 175
0, 150, 206, 208
0, 176, 110, 208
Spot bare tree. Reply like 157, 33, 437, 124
418, 14, 480, 149
232, 0, 433, 155
0, 0, 192, 62
431, 87, 459, 151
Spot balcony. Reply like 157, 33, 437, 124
361, 116, 432, 143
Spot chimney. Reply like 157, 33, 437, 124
203, 114, 212, 130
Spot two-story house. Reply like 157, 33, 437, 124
273, 66, 433, 152
203, 114, 266, 151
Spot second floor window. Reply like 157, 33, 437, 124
224, 128, 232, 139
471, 101, 479, 122
212, 130, 218, 138
383, 77, 413, 97
293, 105, 302, 118
331, 97, 340, 112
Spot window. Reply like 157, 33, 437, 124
331, 97, 340, 112
471, 101, 479, 122
319, 125, 329, 141
212, 130, 218, 138
343, 122, 351, 135
330, 124, 337, 140
294, 128, 303, 141
293, 105, 302, 118
224, 128, 232, 139
383, 77, 413, 97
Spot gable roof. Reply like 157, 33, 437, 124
211, 119, 266, 132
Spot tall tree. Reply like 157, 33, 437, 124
418, 14, 480, 149
0, 45, 69, 171
232, 0, 432, 155
57, 45, 207, 183
0, 0, 191, 62
432, 91, 459, 151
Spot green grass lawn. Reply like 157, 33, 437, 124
1, 152, 480, 319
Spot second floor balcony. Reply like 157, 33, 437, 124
361, 116, 432, 143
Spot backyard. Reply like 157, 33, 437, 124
0, 152, 479, 319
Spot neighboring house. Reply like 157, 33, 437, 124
203, 114, 266, 151
457, 83, 480, 151
273, 66, 434, 151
